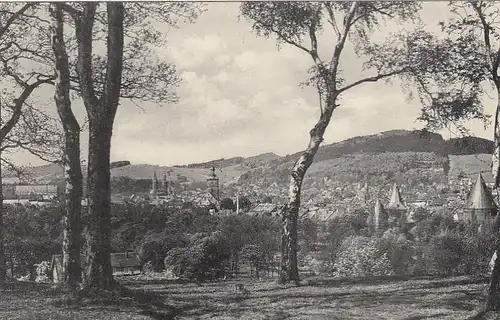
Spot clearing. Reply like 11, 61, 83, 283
0, 275, 492, 320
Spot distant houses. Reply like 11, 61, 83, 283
3, 184, 60, 201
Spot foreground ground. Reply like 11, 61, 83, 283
0, 275, 493, 320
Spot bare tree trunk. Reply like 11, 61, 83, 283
79, 2, 124, 290
0, 149, 4, 285
51, 3, 82, 290
280, 94, 337, 284
83, 119, 115, 289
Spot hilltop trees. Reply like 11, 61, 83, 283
240, 1, 428, 283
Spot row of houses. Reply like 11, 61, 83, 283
2, 184, 60, 201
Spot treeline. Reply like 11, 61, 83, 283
301, 208, 496, 278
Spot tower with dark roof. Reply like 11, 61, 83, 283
207, 166, 220, 201
162, 173, 169, 196
465, 173, 497, 224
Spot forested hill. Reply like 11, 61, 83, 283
3, 129, 494, 189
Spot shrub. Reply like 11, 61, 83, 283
332, 236, 394, 278
164, 232, 231, 281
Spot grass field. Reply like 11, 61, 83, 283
0, 275, 493, 320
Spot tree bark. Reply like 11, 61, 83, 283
83, 118, 115, 289
0, 147, 4, 284
280, 93, 337, 284
51, 2, 82, 290
75, 2, 124, 290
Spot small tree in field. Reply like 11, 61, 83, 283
240, 1, 425, 283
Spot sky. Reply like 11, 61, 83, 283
10, 2, 499, 167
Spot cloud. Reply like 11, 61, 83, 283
8, 2, 498, 167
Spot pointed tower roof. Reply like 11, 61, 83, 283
375, 199, 387, 218
388, 182, 405, 210
374, 199, 388, 231
467, 173, 497, 210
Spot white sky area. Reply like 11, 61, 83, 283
9, 2, 498, 167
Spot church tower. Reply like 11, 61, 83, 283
162, 172, 169, 196
207, 166, 220, 201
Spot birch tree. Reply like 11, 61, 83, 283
50, 2, 82, 290
391, 1, 500, 312
240, 1, 424, 283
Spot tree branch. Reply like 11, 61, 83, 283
74, 3, 99, 110
325, 3, 341, 37
0, 3, 33, 39
471, 1, 497, 81
329, 1, 358, 90
100, 2, 124, 117
337, 67, 409, 94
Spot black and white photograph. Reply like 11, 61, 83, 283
2, 1, 500, 319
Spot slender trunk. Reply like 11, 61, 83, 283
83, 118, 115, 289
0, 154, 4, 285
280, 92, 338, 284
51, 2, 83, 290
487, 87, 500, 310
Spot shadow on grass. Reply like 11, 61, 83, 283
48, 283, 187, 320
300, 275, 488, 290
404, 313, 448, 320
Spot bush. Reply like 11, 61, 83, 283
332, 236, 394, 278
138, 232, 188, 272
164, 232, 231, 281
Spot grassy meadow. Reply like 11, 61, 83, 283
0, 275, 494, 320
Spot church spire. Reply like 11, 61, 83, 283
388, 182, 405, 210
162, 172, 168, 195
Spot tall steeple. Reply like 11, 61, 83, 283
162, 172, 169, 196
388, 182, 405, 210
466, 173, 497, 223
374, 199, 388, 232
207, 166, 220, 201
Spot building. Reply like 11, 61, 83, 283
464, 173, 497, 224
192, 191, 220, 212
150, 171, 173, 197
206, 166, 220, 201
367, 199, 388, 233
247, 203, 284, 217
387, 182, 406, 210
110, 252, 142, 275
357, 179, 370, 204
11, 184, 59, 201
